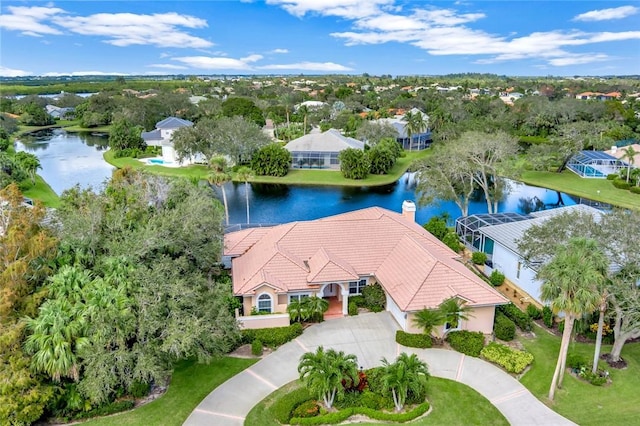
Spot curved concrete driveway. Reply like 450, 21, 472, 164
184, 312, 575, 426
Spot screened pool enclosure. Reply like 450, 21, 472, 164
567, 151, 628, 178
455, 212, 531, 255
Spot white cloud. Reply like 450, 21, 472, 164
147, 64, 188, 70
548, 54, 609, 66
172, 54, 263, 70
0, 5, 64, 36
266, 0, 394, 19
269, 48, 289, 54
53, 12, 212, 48
0, 66, 32, 77
42, 71, 130, 77
573, 5, 638, 22
258, 61, 353, 71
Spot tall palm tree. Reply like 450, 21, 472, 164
208, 156, 231, 226
235, 166, 254, 224
538, 238, 606, 400
621, 145, 637, 183
439, 297, 473, 333
403, 111, 428, 152
298, 346, 359, 409
381, 352, 429, 412
412, 308, 444, 338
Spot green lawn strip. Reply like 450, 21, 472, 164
84, 357, 256, 426
103, 150, 209, 179
62, 124, 112, 133
520, 170, 640, 211
21, 175, 60, 208
519, 325, 640, 425
245, 378, 508, 426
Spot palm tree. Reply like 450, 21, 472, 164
14, 151, 41, 185
381, 352, 429, 412
621, 146, 637, 183
403, 111, 428, 152
538, 237, 606, 400
439, 297, 473, 333
208, 156, 231, 226
302, 296, 329, 322
298, 346, 359, 409
287, 298, 309, 323
412, 308, 444, 338
235, 166, 254, 224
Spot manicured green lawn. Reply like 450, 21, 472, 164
21, 175, 60, 208
104, 149, 431, 188
245, 378, 508, 426
519, 324, 640, 425
84, 357, 256, 426
520, 170, 640, 211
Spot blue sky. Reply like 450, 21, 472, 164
1, 1, 639, 77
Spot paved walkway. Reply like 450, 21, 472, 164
184, 312, 576, 426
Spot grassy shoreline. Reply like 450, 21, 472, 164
21, 175, 60, 208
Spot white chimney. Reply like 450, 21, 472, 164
611, 146, 617, 153
402, 200, 416, 222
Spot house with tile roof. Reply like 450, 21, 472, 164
373, 108, 432, 150
284, 129, 365, 169
141, 117, 194, 165
225, 201, 508, 331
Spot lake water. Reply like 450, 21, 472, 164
19, 129, 597, 224
16, 129, 115, 195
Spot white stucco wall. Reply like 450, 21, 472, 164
490, 243, 542, 303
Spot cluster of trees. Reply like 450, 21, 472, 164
422, 216, 462, 253
0, 170, 241, 425
517, 208, 640, 400
0, 128, 42, 191
339, 138, 402, 180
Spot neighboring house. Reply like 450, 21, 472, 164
141, 117, 195, 165
605, 144, 640, 167
225, 202, 507, 331
45, 105, 75, 119
456, 204, 603, 304
284, 128, 365, 169
566, 150, 628, 178
373, 108, 432, 150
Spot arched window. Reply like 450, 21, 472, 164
257, 293, 272, 313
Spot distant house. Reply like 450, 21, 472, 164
141, 117, 194, 165
226, 202, 507, 331
456, 204, 603, 304
374, 108, 432, 150
285, 129, 365, 169
45, 105, 75, 119
575, 91, 621, 101
605, 144, 640, 167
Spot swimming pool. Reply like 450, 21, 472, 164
148, 158, 167, 165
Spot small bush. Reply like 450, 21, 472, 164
292, 400, 320, 418
542, 306, 554, 328
241, 323, 303, 347
558, 320, 565, 334
446, 330, 485, 357
395, 330, 432, 348
489, 270, 505, 286
442, 232, 462, 253
251, 339, 263, 356
128, 380, 150, 398
348, 302, 358, 316
270, 387, 313, 423
480, 342, 534, 374
612, 179, 631, 190
359, 390, 383, 410
578, 368, 608, 386
567, 353, 588, 370
471, 252, 487, 265
630, 186, 640, 194
494, 312, 516, 341
349, 295, 365, 307
526, 304, 542, 320
498, 304, 532, 331
362, 283, 386, 312
606, 174, 618, 180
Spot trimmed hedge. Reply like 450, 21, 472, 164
471, 252, 487, 265
494, 312, 516, 341
631, 186, 640, 194
489, 270, 505, 286
73, 400, 135, 420
270, 387, 313, 423
498, 304, 532, 331
290, 402, 430, 425
251, 339, 263, 356
241, 323, 303, 348
542, 306, 554, 328
348, 302, 358, 316
446, 330, 485, 357
348, 295, 365, 307
612, 179, 631, 190
395, 330, 432, 349
526, 304, 542, 320
480, 342, 534, 374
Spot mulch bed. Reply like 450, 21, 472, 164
600, 353, 628, 369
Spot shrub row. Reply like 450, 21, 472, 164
251, 339, 263, 356
612, 179, 631, 190
395, 330, 432, 349
526, 304, 542, 320
480, 342, 534, 374
290, 402, 430, 425
73, 400, 135, 420
498, 303, 532, 331
241, 323, 303, 348
631, 186, 640, 194
494, 312, 516, 341
270, 387, 313, 423
446, 330, 485, 357
348, 302, 358, 316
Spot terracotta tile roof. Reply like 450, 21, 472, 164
225, 207, 507, 310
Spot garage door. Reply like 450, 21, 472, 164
386, 294, 406, 330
